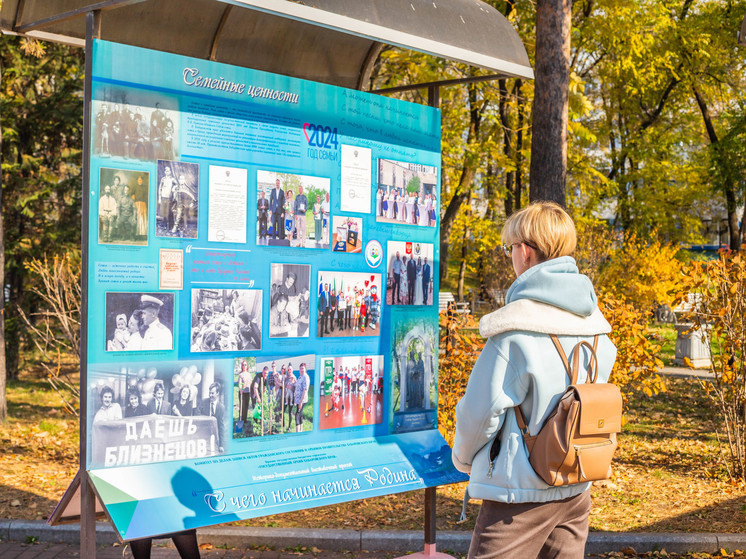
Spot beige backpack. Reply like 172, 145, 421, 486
515, 335, 622, 486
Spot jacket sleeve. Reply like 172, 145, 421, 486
451, 337, 528, 473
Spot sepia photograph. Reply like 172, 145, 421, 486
376, 159, 437, 228
232, 355, 315, 438
256, 170, 331, 249
386, 241, 434, 306
156, 160, 199, 238
318, 355, 383, 430
190, 288, 262, 352
316, 272, 382, 338
92, 97, 179, 161
105, 292, 174, 352
98, 168, 149, 246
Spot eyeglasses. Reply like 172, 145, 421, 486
502, 241, 538, 257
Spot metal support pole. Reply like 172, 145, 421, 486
80, 9, 101, 559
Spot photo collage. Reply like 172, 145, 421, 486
88, 91, 440, 466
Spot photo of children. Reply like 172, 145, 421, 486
87, 360, 227, 467
98, 168, 149, 245
93, 98, 179, 161
269, 263, 311, 338
390, 314, 438, 434
318, 355, 383, 430
156, 159, 199, 238
105, 292, 174, 351
376, 159, 437, 227
331, 216, 363, 253
316, 272, 382, 338
190, 288, 262, 352
256, 170, 330, 248
386, 241, 434, 306
232, 355, 315, 438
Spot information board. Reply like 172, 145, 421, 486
85, 40, 465, 540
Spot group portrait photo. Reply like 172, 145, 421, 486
98, 168, 149, 246
375, 158, 437, 228
316, 272, 382, 338
256, 170, 331, 249
386, 241, 434, 306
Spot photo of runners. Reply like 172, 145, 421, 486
316, 271, 382, 338
386, 241, 434, 306
269, 263, 311, 338
190, 288, 262, 352
318, 355, 383, 430
376, 159, 437, 227
105, 292, 174, 352
98, 168, 149, 246
256, 170, 330, 248
232, 355, 315, 438
331, 216, 363, 253
156, 159, 199, 238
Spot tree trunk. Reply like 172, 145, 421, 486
457, 204, 471, 301
0, 56, 6, 421
692, 85, 741, 251
529, 0, 572, 207
514, 79, 525, 211
440, 84, 481, 282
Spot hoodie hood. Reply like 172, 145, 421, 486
505, 256, 597, 317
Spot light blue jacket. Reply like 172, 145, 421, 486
452, 256, 617, 503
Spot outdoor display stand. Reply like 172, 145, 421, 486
1, 2, 533, 557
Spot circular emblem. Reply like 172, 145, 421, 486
365, 240, 383, 268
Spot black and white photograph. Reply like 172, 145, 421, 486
190, 288, 262, 352
156, 160, 199, 238
386, 241, 434, 306
269, 263, 311, 338
105, 292, 174, 352
92, 96, 179, 161
256, 170, 331, 248
98, 168, 149, 245
87, 361, 229, 467
316, 272, 382, 338
376, 159, 438, 227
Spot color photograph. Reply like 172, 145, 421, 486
316, 271, 382, 338
156, 159, 199, 238
105, 292, 174, 352
269, 263, 311, 338
190, 288, 262, 352
232, 355, 315, 438
386, 241, 434, 306
256, 170, 331, 248
318, 355, 383, 430
390, 313, 438, 434
332, 216, 363, 253
375, 158, 437, 227
98, 168, 149, 245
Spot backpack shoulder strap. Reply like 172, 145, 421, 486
571, 335, 600, 384
550, 334, 576, 384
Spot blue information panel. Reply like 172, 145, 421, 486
85, 40, 465, 540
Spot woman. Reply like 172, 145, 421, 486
293, 363, 310, 432
172, 385, 194, 417
125, 310, 144, 351
93, 387, 122, 423
414, 257, 424, 305
284, 190, 295, 244
313, 195, 323, 242
453, 202, 616, 559
124, 389, 147, 417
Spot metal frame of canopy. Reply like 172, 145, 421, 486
1, 1, 532, 557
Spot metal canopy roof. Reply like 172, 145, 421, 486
0, 0, 533, 91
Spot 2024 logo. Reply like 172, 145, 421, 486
303, 123, 339, 150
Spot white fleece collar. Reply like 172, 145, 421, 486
479, 299, 612, 339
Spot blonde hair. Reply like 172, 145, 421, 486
502, 201, 576, 261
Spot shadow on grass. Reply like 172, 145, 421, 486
0, 485, 60, 521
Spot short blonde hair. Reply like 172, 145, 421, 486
502, 201, 576, 261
